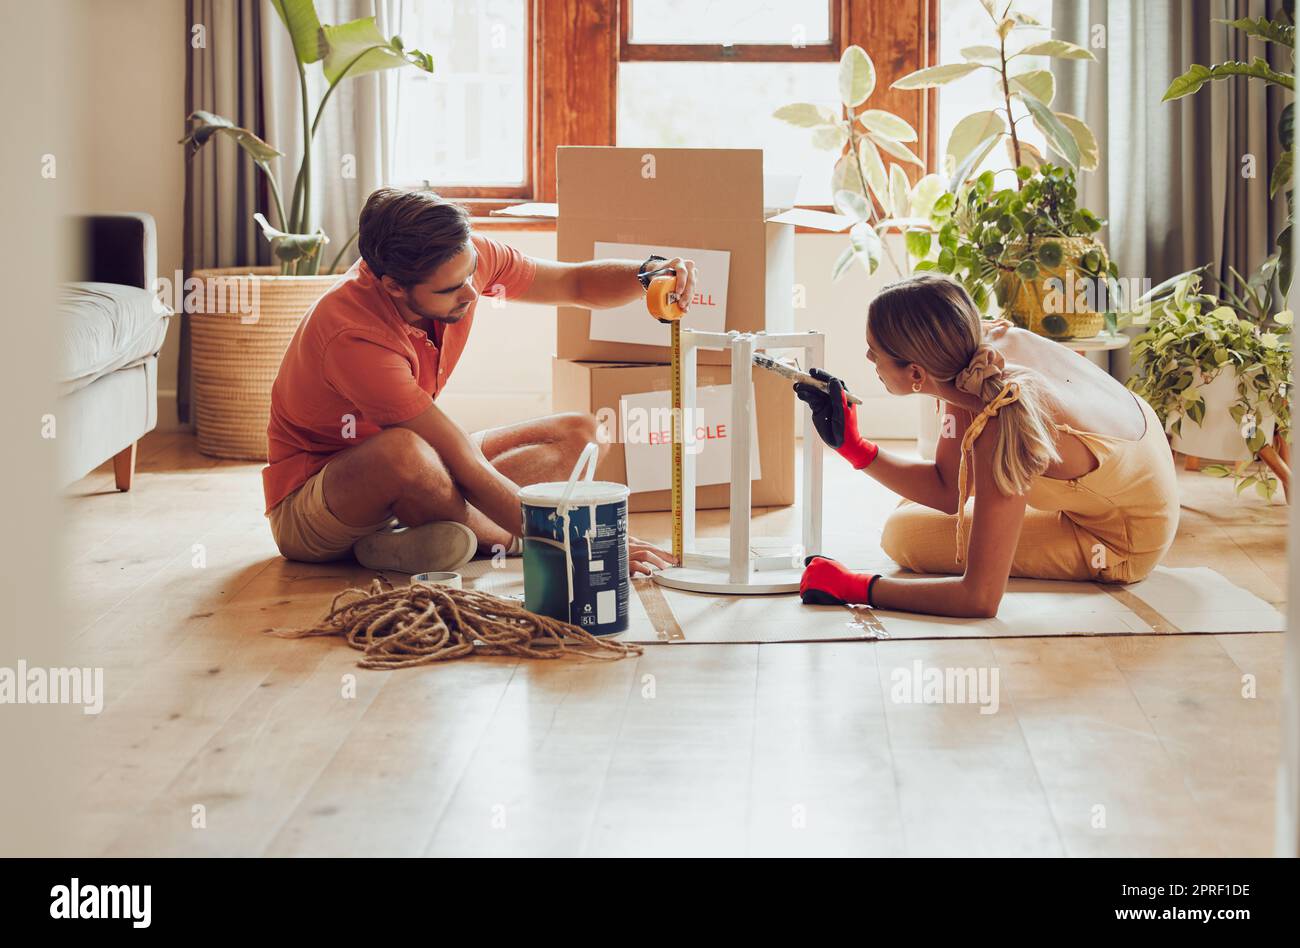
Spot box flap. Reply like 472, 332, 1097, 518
762, 173, 802, 212
765, 207, 856, 231
490, 202, 558, 218
558, 147, 765, 222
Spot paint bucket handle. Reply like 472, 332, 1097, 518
557, 442, 599, 516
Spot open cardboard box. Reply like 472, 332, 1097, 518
495, 146, 852, 366
553, 357, 795, 512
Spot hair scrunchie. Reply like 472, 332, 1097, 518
955, 345, 1005, 397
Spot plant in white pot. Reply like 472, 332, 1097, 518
179, 0, 433, 459
1128, 269, 1292, 500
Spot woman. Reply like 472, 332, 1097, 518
795, 273, 1179, 618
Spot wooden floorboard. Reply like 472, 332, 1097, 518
61, 431, 1288, 856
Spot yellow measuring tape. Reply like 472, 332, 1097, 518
645, 274, 687, 563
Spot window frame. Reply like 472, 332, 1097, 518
463, 0, 938, 226
619, 0, 842, 62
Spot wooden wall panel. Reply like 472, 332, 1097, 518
537, 0, 618, 202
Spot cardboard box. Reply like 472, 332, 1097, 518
495, 147, 850, 366
553, 358, 795, 512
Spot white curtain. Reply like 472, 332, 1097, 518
1052, 0, 1288, 379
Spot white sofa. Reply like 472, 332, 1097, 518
57, 213, 172, 490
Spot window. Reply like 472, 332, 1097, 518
396, 0, 934, 209
624, 0, 835, 53
392, 0, 530, 195
617, 1, 845, 205
936, 0, 1053, 181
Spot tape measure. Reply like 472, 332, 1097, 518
645, 273, 687, 563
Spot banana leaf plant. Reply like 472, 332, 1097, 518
774, 45, 943, 280
890, 0, 1099, 189
1162, 2, 1296, 295
179, 0, 434, 275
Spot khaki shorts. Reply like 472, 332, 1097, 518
267, 464, 396, 562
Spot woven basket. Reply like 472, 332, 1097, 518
190, 267, 341, 460
997, 236, 1107, 341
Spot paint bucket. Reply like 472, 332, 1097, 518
519, 443, 630, 636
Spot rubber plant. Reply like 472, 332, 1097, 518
773, 45, 948, 280
179, 0, 433, 275
891, 0, 1100, 185
1128, 269, 1292, 500
1162, 2, 1295, 294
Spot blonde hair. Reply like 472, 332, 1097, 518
867, 274, 1060, 496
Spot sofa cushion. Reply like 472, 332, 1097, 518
58, 282, 171, 395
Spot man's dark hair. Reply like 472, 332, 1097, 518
357, 187, 472, 286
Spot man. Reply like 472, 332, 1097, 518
263, 187, 693, 576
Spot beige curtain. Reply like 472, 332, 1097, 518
181, 0, 403, 423
1051, 0, 1289, 379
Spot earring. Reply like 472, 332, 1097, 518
911, 380, 923, 393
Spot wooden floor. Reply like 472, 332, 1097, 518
64, 430, 1287, 856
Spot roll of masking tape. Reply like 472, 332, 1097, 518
411, 571, 462, 590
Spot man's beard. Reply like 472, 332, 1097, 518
406, 297, 469, 324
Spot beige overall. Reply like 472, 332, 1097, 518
881, 391, 1180, 584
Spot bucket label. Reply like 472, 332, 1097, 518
522, 497, 629, 636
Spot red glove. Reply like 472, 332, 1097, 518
793, 369, 878, 470
799, 555, 880, 606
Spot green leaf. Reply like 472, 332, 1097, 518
831, 245, 856, 281
839, 45, 877, 107
960, 45, 1002, 63
773, 103, 838, 128
872, 134, 926, 168
1271, 149, 1293, 198
811, 124, 849, 151
1023, 95, 1081, 169
1010, 69, 1056, 105
1038, 241, 1064, 267
833, 188, 873, 222
1163, 58, 1295, 101
849, 222, 882, 275
858, 109, 918, 142
946, 110, 1008, 171
889, 164, 912, 218
253, 212, 328, 264
949, 133, 1002, 189
905, 229, 933, 259
858, 138, 889, 208
179, 111, 283, 163
1017, 39, 1097, 60
1017, 259, 1039, 279
908, 173, 946, 220
268, 0, 325, 65
1054, 112, 1100, 171
1217, 16, 1295, 48
322, 16, 434, 87
831, 153, 866, 199
931, 191, 957, 218
891, 62, 984, 90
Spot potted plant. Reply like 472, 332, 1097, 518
179, 0, 433, 459
917, 162, 1121, 339
885, 0, 1124, 340
1128, 269, 1291, 500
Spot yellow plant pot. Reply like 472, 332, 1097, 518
190, 267, 342, 460
997, 236, 1107, 341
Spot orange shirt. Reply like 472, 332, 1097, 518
262, 233, 536, 513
